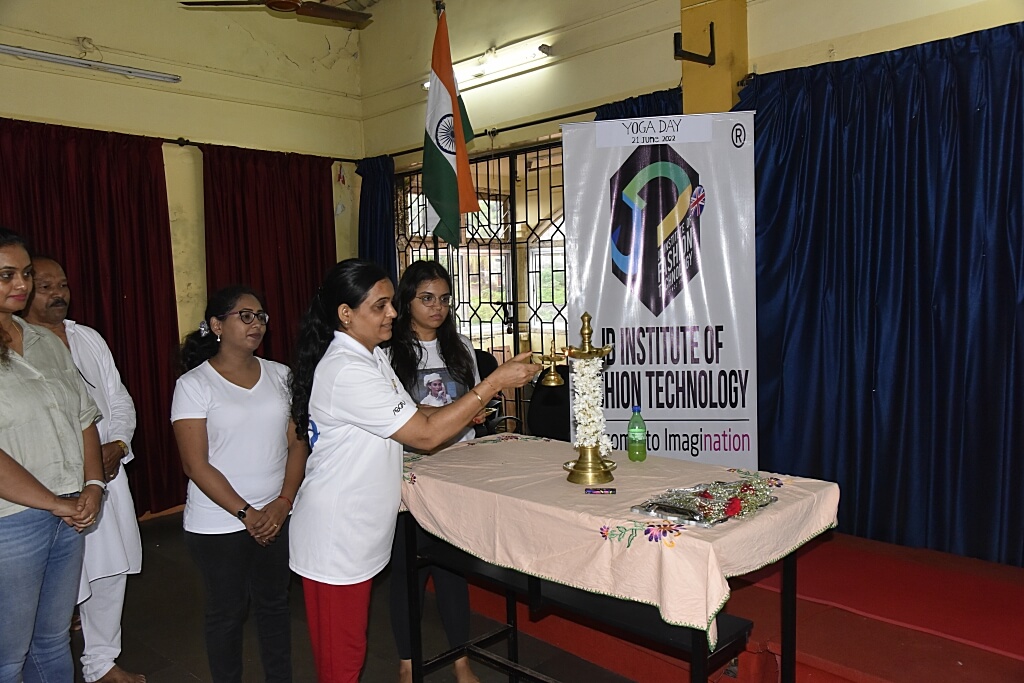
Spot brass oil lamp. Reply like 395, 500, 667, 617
563, 312, 616, 485
534, 340, 566, 387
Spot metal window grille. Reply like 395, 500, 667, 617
395, 141, 567, 426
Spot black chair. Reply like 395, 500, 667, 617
525, 365, 571, 441
473, 349, 522, 435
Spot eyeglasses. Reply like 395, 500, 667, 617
221, 309, 270, 325
414, 293, 453, 307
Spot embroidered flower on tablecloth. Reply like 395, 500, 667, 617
602, 521, 686, 547
403, 472, 417, 484
643, 521, 686, 547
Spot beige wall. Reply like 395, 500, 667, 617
360, 0, 684, 165
748, 0, 1023, 74
0, 0, 363, 328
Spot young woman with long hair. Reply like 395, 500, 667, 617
386, 260, 481, 683
288, 258, 537, 683
171, 285, 307, 683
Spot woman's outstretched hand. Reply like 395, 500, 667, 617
489, 352, 539, 390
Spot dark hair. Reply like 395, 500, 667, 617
387, 260, 475, 394
290, 258, 391, 440
179, 285, 262, 372
0, 228, 30, 366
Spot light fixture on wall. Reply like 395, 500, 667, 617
423, 40, 552, 91
0, 44, 182, 83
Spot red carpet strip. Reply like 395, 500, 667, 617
744, 533, 1024, 662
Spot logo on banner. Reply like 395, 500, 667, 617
609, 145, 703, 316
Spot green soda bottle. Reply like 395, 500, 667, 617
627, 406, 647, 462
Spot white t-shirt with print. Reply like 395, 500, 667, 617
400, 335, 481, 444
289, 332, 417, 585
171, 358, 291, 534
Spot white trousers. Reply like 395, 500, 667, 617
79, 572, 127, 682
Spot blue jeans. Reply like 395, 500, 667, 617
0, 506, 85, 683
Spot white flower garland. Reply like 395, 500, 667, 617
572, 357, 612, 457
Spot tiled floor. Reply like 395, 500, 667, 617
73, 512, 632, 682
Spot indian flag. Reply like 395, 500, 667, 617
424, 8, 477, 246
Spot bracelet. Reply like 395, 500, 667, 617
470, 387, 486, 406
83, 479, 107, 491
277, 494, 293, 509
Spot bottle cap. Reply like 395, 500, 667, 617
632, 405, 641, 412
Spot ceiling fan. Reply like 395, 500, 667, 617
179, 1, 373, 29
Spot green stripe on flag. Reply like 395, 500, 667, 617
458, 96, 475, 144
422, 135, 461, 245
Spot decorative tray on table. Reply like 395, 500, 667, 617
630, 480, 778, 528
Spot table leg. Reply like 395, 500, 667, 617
781, 551, 797, 683
689, 628, 708, 682
507, 588, 520, 682
404, 513, 425, 683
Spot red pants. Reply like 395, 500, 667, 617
302, 577, 374, 683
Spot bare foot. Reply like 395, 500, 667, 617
453, 656, 480, 683
398, 659, 413, 683
95, 664, 146, 683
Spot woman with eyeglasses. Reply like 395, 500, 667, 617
288, 259, 536, 683
171, 285, 307, 683
386, 260, 483, 683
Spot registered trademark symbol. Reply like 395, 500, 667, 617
731, 124, 746, 148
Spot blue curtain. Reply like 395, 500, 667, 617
356, 155, 398, 284
595, 86, 682, 121
736, 23, 1024, 566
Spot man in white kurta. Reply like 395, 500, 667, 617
24, 258, 144, 683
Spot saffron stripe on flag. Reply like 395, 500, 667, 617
422, 8, 477, 246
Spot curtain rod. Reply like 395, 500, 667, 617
161, 136, 360, 165
158, 101, 600, 163
388, 104, 598, 158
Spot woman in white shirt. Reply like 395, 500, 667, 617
171, 286, 307, 683
385, 260, 483, 683
288, 259, 536, 683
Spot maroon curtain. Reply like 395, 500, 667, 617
0, 117, 186, 514
201, 145, 336, 366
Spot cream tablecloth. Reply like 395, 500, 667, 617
401, 434, 840, 648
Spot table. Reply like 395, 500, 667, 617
401, 434, 840, 681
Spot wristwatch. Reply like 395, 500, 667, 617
236, 503, 251, 520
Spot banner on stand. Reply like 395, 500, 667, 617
564, 112, 757, 468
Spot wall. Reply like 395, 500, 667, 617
359, 0, 685, 167
747, 0, 1023, 74
0, 0, 363, 327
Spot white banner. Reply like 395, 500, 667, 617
564, 112, 757, 468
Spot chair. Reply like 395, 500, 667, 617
525, 365, 571, 441
473, 349, 522, 435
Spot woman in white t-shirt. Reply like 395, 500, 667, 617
171, 286, 308, 683
385, 260, 482, 683
288, 259, 537, 683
